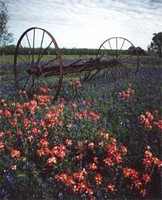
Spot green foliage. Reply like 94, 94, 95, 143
0, 1, 13, 47
150, 32, 162, 57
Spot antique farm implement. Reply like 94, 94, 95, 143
14, 27, 140, 99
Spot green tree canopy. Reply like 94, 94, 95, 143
150, 32, 162, 57
0, 0, 13, 47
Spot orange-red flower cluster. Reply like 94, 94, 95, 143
95, 173, 102, 185
123, 167, 144, 191
154, 119, 162, 131
10, 148, 21, 159
2, 109, 12, 118
23, 100, 38, 114
35, 95, 52, 107
37, 139, 67, 167
139, 111, 162, 131
118, 86, 135, 101
55, 169, 94, 198
106, 183, 117, 192
0, 141, 5, 151
143, 149, 162, 169
104, 141, 127, 167
75, 110, 100, 122
139, 111, 154, 129
44, 103, 64, 127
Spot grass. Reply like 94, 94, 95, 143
0, 54, 97, 65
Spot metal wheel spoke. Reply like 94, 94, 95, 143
120, 39, 125, 51
26, 33, 32, 49
14, 27, 63, 100
37, 31, 45, 63
115, 37, 118, 58
118, 39, 126, 59
96, 37, 137, 80
32, 28, 35, 64
26, 33, 32, 62
108, 40, 112, 50
37, 40, 53, 63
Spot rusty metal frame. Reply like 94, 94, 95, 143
14, 28, 140, 100
14, 27, 63, 100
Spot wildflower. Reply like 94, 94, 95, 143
104, 157, 114, 167
0, 131, 5, 138
82, 99, 93, 106
10, 149, 21, 159
0, 141, 5, 151
118, 86, 135, 101
145, 112, 154, 122
39, 138, 48, 147
37, 147, 51, 157
3, 109, 12, 118
71, 102, 77, 110
10, 165, 17, 171
36, 95, 52, 106
19, 90, 27, 96
88, 142, 95, 150
106, 183, 117, 192
55, 172, 69, 183
153, 157, 162, 168
139, 111, 154, 129
142, 174, 151, 184
8, 118, 17, 128
143, 149, 155, 168
65, 139, 73, 146
139, 114, 146, 124
123, 167, 139, 180
27, 135, 34, 143
75, 153, 83, 161
23, 100, 38, 114
23, 118, 31, 129
120, 145, 127, 155
75, 110, 100, 122
47, 156, 57, 166
44, 104, 64, 127
95, 173, 102, 185
31, 127, 40, 135
154, 119, 162, 130
89, 163, 98, 171
51, 144, 66, 160
73, 169, 87, 182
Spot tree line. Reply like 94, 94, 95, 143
0, 46, 130, 56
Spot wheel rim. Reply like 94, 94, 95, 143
97, 37, 140, 80
14, 27, 63, 100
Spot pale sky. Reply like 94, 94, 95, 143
4, 0, 162, 49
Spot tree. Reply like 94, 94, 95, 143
128, 46, 146, 55
150, 32, 162, 57
0, 0, 13, 47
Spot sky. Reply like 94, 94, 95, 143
3, 0, 162, 49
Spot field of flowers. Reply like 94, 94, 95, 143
1, 66, 162, 199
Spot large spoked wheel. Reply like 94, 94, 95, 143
96, 37, 140, 81
14, 27, 63, 100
